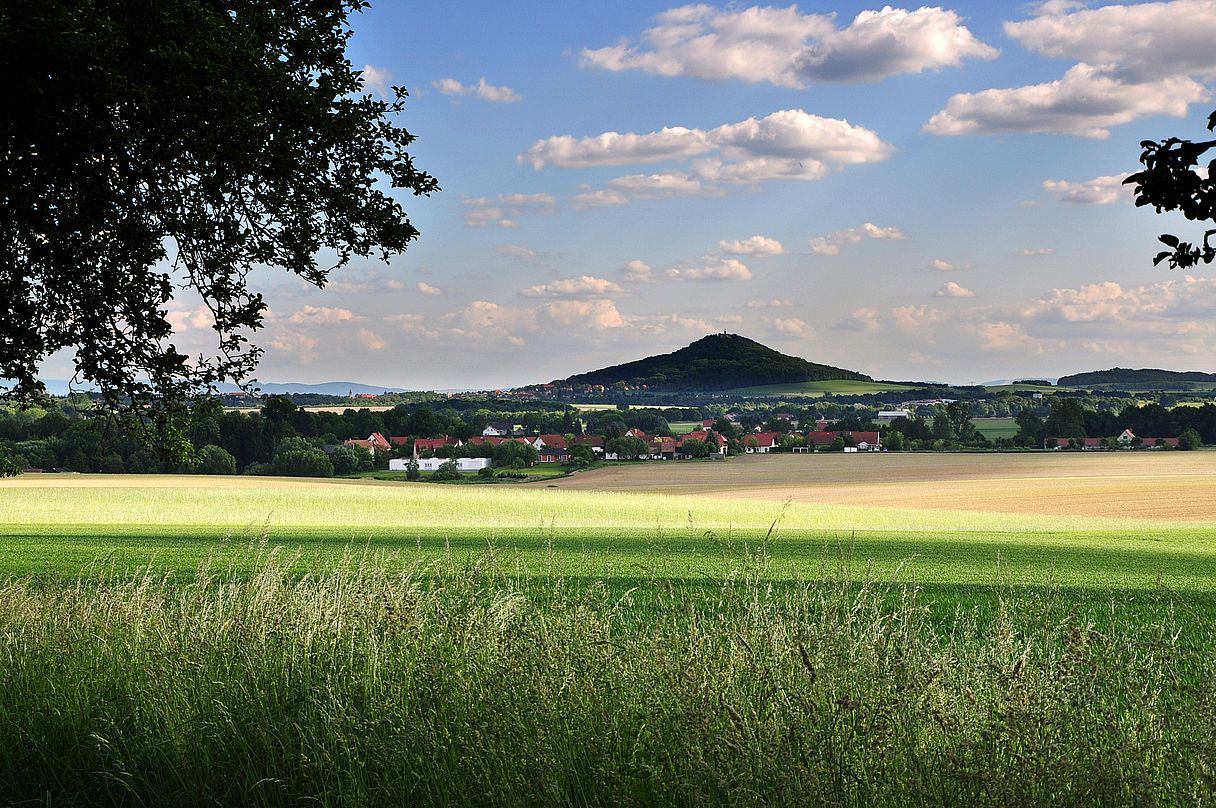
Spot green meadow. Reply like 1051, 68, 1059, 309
3, 474, 1215, 609
4, 471, 1216, 804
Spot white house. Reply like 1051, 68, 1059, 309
389, 457, 491, 473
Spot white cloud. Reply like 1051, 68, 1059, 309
433, 77, 522, 103
417, 282, 444, 296
166, 305, 214, 332
773, 317, 813, 336
1017, 247, 1056, 256
542, 299, 626, 329
932, 258, 958, 271
928, 2, 1216, 140
934, 281, 976, 298
925, 62, 1206, 139
357, 328, 387, 352
719, 235, 785, 256
1021, 276, 1216, 326
891, 304, 945, 333
287, 305, 358, 325
607, 172, 720, 199
667, 256, 753, 281
580, 5, 995, 87
497, 244, 538, 260
521, 276, 627, 298
1005, 0, 1216, 82
1042, 173, 1131, 205
464, 194, 555, 227
268, 329, 321, 358
834, 307, 881, 332
810, 222, 905, 255
570, 189, 630, 209
976, 321, 1041, 352
745, 298, 794, 308
361, 64, 393, 98
623, 259, 654, 281
522, 109, 892, 173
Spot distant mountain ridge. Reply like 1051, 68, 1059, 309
552, 334, 871, 391
215, 381, 412, 395
1057, 368, 1216, 388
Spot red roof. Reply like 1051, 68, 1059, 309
388, 435, 410, 447
743, 432, 781, 447
538, 434, 569, 449
806, 431, 837, 446
572, 435, 605, 448
678, 430, 725, 447
850, 432, 880, 446
702, 418, 716, 427
413, 437, 459, 452
368, 432, 391, 450
625, 428, 650, 442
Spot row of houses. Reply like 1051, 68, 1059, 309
344, 423, 884, 466
1046, 429, 1180, 450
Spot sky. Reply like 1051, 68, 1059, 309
165, 1, 1216, 388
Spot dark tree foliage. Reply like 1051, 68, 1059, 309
0, 0, 437, 459
1125, 110, 1216, 269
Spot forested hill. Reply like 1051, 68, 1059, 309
554, 334, 871, 391
1057, 368, 1216, 388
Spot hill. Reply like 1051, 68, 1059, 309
554, 334, 871, 391
1057, 368, 1216, 390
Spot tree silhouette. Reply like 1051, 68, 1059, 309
1125, 110, 1216, 269
1, 0, 437, 460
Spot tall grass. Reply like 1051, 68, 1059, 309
1, 547, 1213, 806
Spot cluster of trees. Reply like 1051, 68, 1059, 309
1010, 400, 1210, 449
0, 397, 584, 475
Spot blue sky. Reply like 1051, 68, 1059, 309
164, 1, 1216, 388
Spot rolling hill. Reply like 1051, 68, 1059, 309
552, 334, 871, 391
1056, 368, 1216, 390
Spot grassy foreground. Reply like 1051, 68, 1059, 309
2, 550, 1214, 806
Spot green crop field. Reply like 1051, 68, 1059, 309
5, 461, 1216, 804
729, 379, 917, 397
974, 416, 1019, 439
3, 462, 1216, 606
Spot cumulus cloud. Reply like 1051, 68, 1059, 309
497, 244, 539, 260
719, 235, 785, 256
622, 260, 654, 282
934, 281, 976, 298
746, 298, 795, 308
361, 64, 393, 98
810, 222, 905, 255
1042, 173, 1131, 205
464, 193, 555, 228
357, 328, 387, 352
1017, 247, 1056, 256
667, 256, 753, 281
287, 305, 358, 325
925, 63, 1206, 139
433, 77, 522, 103
417, 282, 444, 296
570, 189, 630, 209
521, 276, 627, 298
580, 5, 995, 87
522, 109, 892, 174
772, 317, 812, 336
541, 299, 626, 329
927, 2, 1215, 139
891, 304, 945, 333
1020, 276, 1216, 327
977, 321, 1041, 352
166, 305, 214, 332
932, 258, 958, 271
1004, 0, 1216, 82
608, 172, 719, 199
834, 307, 881, 332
